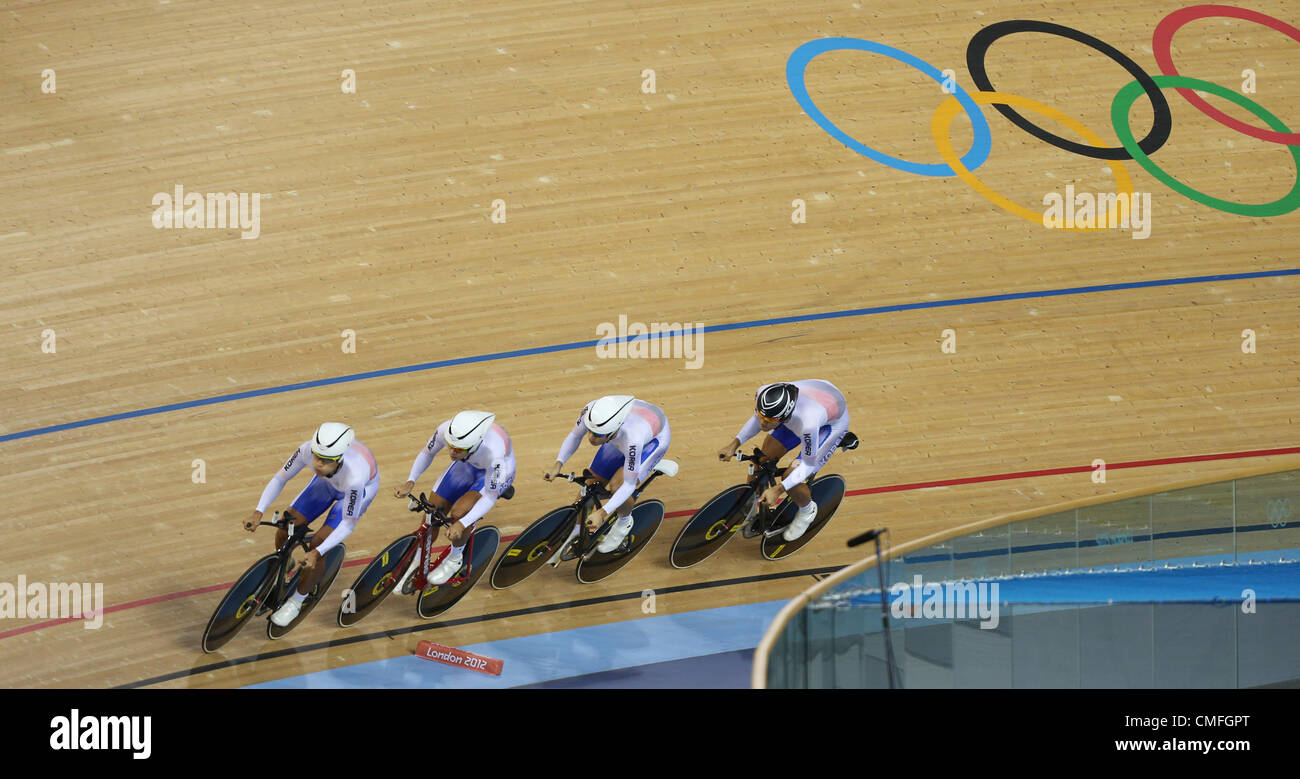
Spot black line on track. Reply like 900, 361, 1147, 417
123, 563, 845, 688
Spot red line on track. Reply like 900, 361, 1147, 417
845, 446, 1300, 495
3, 445, 1297, 641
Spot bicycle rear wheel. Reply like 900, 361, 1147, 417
338, 534, 417, 627
490, 507, 577, 589
761, 475, 846, 560
417, 526, 501, 619
201, 553, 279, 653
577, 500, 665, 584
669, 484, 753, 569
268, 543, 348, 639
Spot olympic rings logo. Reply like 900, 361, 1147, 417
1265, 497, 1291, 528
786, 5, 1300, 227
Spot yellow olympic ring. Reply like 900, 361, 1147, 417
932, 91, 1133, 230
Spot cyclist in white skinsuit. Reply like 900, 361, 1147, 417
544, 395, 671, 554
243, 422, 380, 626
718, 380, 855, 541
394, 410, 517, 588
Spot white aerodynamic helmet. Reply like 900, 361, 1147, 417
312, 422, 355, 460
446, 410, 495, 452
584, 395, 635, 436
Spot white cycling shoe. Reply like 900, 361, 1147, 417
426, 551, 464, 586
270, 596, 303, 627
597, 516, 634, 554
782, 501, 819, 542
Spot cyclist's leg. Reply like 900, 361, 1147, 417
294, 514, 353, 594
427, 460, 483, 537
587, 442, 622, 487
754, 425, 799, 486
803, 410, 850, 487
782, 412, 849, 540
589, 442, 622, 493
582, 443, 624, 530
297, 474, 374, 593
606, 464, 628, 503
280, 476, 337, 550
424, 463, 486, 582
593, 435, 664, 553
448, 455, 515, 526
632, 423, 671, 505
449, 490, 481, 522
610, 430, 667, 525
446, 471, 486, 547
785, 430, 834, 507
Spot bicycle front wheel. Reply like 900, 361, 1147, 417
417, 526, 501, 619
490, 507, 576, 590
761, 474, 846, 560
337, 534, 417, 628
669, 484, 754, 569
269, 543, 348, 639
201, 553, 279, 653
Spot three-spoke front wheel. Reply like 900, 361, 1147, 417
668, 484, 755, 570
337, 534, 418, 628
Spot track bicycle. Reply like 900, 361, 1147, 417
491, 459, 677, 587
337, 489, 505, 625
201, 512, 347, 652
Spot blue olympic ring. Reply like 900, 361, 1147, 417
786, 37, 993, 177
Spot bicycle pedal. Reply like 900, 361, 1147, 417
762, 512, 795, 538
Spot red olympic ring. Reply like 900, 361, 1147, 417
1154, 5, 1300, 144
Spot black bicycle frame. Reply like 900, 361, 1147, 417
255, 515, 313, 614
553, 472, 615, 557
736, 449, 787, 533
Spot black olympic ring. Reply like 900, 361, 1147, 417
965, 20, 1173, 161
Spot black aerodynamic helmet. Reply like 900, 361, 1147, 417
756, 383, 798, 421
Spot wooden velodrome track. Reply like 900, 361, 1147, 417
2, 0, 1298, 688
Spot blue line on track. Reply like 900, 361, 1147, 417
5, 268, 1298, 443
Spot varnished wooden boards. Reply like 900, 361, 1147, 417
1, 0, 1297, 687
